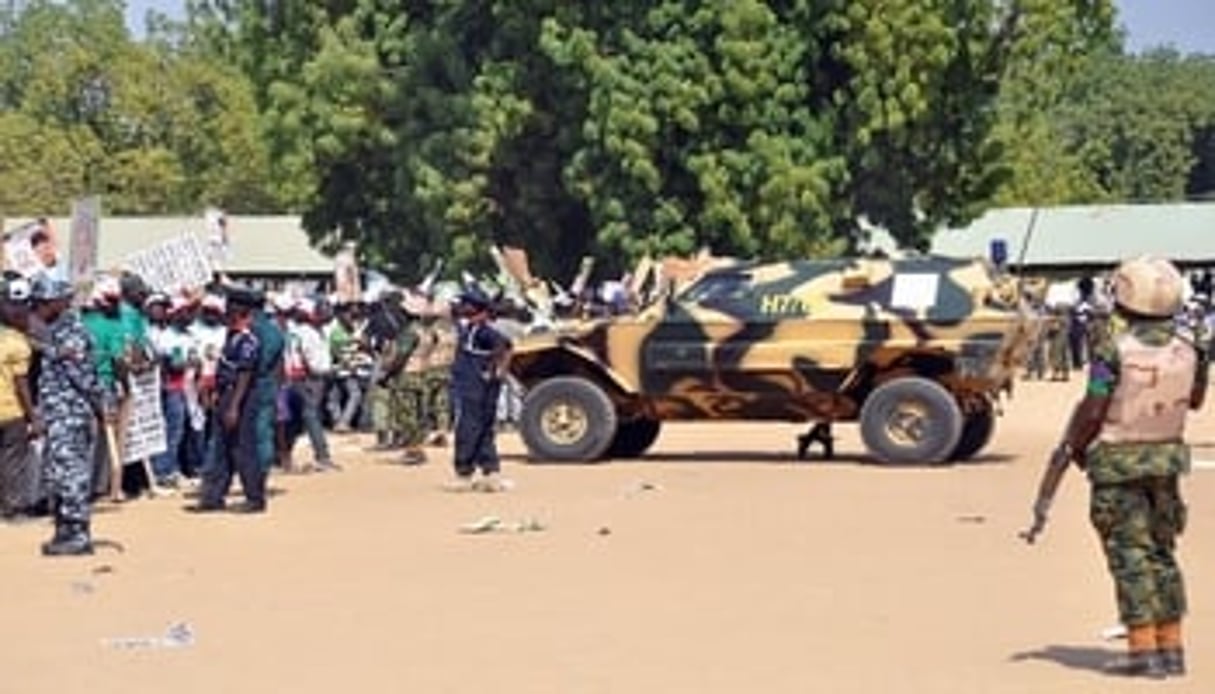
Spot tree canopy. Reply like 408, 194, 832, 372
3, 0, 1214, 281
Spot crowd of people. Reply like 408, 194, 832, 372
1023, 272, 1215, 383
0, 268, 516, 556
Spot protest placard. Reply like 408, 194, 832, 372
68, 197, 100, 284
124, 234, 214, 292
204, 208, 230, 269
123, 369, 168, 463
334, 242, 361, 303
3, 221, 46, 277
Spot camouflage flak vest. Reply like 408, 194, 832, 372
1100, 332, 1195, 444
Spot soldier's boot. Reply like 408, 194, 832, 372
1156, 620, 1185, 676
796, 423, 834, 460
41, 521, 94, 557
1105, 625, 1167, 679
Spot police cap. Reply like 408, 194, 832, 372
457, 287, 493, 311
30, 275, 75, 303
222, 284, 264, 309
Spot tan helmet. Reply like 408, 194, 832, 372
1111, 256, 1184, 318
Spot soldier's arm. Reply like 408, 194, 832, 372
388, 329, 418, 372
1064, 333, 1119, 465
1192, 341, 1209, 410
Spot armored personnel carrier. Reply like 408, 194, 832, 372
506, 256, 1037, 464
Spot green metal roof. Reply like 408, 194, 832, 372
931, 203, 1215, 267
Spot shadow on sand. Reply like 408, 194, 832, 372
505, 451, 1016, 467
1009, 645, 1122, 676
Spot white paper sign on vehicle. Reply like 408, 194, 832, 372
891, 273, 941, 310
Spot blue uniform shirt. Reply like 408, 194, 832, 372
450, 321, 511, 398
217, 327, 260, 401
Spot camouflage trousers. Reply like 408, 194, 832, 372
370, 381, 392, 435
1024, 335, 1046, 380
389, 372, 426, 447
1047, 331, 1070, 378
1090, 476, 1187, 626
43, 412, 95, 525
423, 368, 451, 434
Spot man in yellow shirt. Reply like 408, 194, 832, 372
0, 278, 39, 520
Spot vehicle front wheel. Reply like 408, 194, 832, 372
606, 418, 662, 459
519, 377, 618, 462
859, 377, 964, 465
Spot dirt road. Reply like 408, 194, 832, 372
1, 380, 1211, 693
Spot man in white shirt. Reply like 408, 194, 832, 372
287, 299, 336, 471
149, 295, 198, 487
188, 294, 227, 476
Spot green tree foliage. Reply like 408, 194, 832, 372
5, 0, 1213, 279
209, 0, 1093, 279
1059, 50, 1215, 202
0, 0, 278, 218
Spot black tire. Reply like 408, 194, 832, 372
951, 401, 996, 461
519, 377, 618, 462
859, 377, 964, 465
606, 418, 662, 459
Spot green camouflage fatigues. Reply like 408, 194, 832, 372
385, 324, 423, 446
1046, 311, 1070, 380
1085, 320, 1205, 627
421, 320, 453, 436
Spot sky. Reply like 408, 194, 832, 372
124, 0, 1214, 54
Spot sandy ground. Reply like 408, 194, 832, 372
1, 379, 1213, 693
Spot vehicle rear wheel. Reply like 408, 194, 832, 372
859, 377, 963, 465
951, 400, 996, 461
519, 377, 618, 462
606, 418, 662, 459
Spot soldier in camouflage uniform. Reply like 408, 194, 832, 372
423, 316, 454, 446
1046, 307, 1071, 381
366, 293, 420, 452
33, 276, 112, 556
388, 303, 425, 463
1060, 256, 1206, 678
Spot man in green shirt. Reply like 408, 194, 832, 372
81, 276, 152, 498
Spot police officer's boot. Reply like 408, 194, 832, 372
41, 521, 94, 557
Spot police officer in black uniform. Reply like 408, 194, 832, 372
445, 289, 512, 492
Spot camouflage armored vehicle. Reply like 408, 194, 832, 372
506, 257, 1037, 465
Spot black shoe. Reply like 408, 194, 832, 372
796, 434, 812, 460
1159, 648, 1186, 676
184, 502, 225, 514
1104, 651, 1168, 679
41, 523, 94, 557
230, 501, 266, 514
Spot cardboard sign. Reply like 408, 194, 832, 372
68, 197, 100, 284
3, 221, 46, 277
205, 208, 230, 268
333, 243, 361, 303
123, 369, 168, 463
124, 234, 214, 292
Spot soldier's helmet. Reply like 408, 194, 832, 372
1111, 256, 1184, 318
